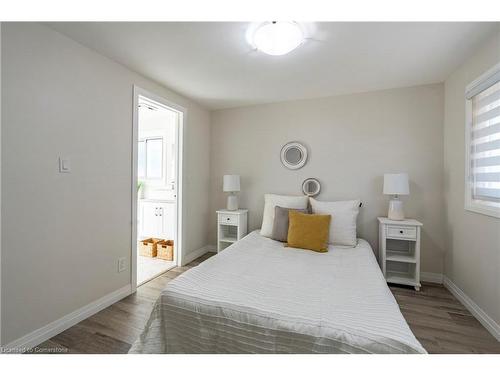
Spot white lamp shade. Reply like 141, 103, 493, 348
383, 173, 409, 195
223, 175, 240, 192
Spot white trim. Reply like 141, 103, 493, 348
420, 272, 443, 284
465, 62, 500, 99
131, 86, 186, 293
182, 245, 216, 266
176, 103, 185, 268
443, 276, 500, 342
131, 87, 139, 290
1, 284, 132, 353
464, 199, 500, 218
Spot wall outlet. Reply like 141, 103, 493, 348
118, 257, 127, 273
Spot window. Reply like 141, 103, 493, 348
138, 137, 163, 180
465, 63, 500, 218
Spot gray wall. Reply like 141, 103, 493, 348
210, 84, 446, 275
1, 23, 211, 345
443, 30, 500, 326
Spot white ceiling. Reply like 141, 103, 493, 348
47, 22, 498, 110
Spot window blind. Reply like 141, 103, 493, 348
470, 79, 500, 203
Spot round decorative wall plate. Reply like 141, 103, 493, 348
302, 178, 321, 197
280, 141, 308, 170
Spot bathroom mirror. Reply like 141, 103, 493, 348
280, 142, 308, 170
302, 178, 321, 197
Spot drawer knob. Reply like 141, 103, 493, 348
227, 218, 230, 220
400, 230, 403, 234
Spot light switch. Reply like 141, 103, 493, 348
59, 157, 71, 173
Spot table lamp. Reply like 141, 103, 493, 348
223, 175, 240, 211
383, 173, 409, 220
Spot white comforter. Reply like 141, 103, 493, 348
129, 231, 426, 354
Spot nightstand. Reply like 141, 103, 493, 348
217, 209, 248, 253
378, 217, 423, 291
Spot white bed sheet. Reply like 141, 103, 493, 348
130, 231, 426, 354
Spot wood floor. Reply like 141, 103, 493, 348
36, 253, 500, 354
390, 283, 500, 353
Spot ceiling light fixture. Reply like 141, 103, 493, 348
251, 21, 304, 56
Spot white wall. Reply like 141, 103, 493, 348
210, 84, 446, 275
0, 23, 211, 345
443, 30, 500, 327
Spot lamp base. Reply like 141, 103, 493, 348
388, 198, 405, 220
227, 194, 239, 211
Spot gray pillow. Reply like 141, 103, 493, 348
271, 206, 309, 242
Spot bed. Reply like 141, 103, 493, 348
129, 231, 426, 354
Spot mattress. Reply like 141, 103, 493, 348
129, 231, 426, 354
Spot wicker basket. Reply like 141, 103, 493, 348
139, 238, 162, 257
157, 240, 174, 261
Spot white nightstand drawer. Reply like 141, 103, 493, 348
219, 213, 238, 225
387, 226, 417, 240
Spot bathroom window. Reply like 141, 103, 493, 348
138, 137, 164, 180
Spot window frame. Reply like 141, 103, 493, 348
464, 62, 500, 219
138, 136, 165, 181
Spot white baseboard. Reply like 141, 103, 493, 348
2, 284, 132, 352
182, 245, 216, 266
3, 245, 217, 351
443, 276, 500, 342
421, 272, 443, 284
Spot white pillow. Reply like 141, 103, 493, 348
260, 194, 309, 238
310, 198, 361, 247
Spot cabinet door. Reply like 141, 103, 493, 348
140, 202, 160, 238
158, 202, 175, 240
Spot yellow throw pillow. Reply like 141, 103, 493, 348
287, 211, 331, 252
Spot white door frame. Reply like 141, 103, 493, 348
131, 85, 185, 291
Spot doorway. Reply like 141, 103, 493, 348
132, 87, 184, 288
